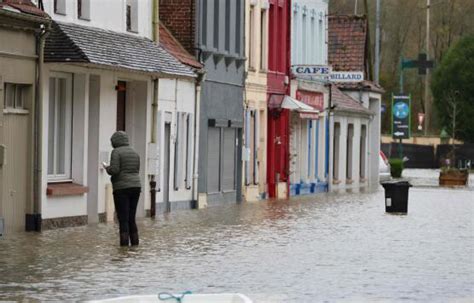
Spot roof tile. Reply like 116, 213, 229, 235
328, 15, 367, 73
45, 21, 195, 78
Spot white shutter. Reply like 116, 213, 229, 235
157, 110, 163, 191
245, 109, 251, 185
254, 110, 259, 184
186, 113, 194, 189
174, 112, 185, 190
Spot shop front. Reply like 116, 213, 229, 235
288, 86, 329, 197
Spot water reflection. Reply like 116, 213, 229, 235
0, 177, 473, 302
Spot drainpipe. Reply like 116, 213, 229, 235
31, 22, 50, 232
150, 78, 159, 218
152, 0, 159, 43
149, 0, 159, 217
192, 71, 205, 207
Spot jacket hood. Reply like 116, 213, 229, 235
110, 131, 129, 148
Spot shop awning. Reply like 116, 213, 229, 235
281, 96, 320, 119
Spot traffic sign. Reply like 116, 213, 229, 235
392, 95, 411, 139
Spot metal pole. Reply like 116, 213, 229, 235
375, 0, 381, 84
424, 0, 431, 135
354, 0, 358, 14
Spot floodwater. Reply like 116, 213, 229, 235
0, 170, 473, 302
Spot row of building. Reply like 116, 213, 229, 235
0, 0, 383, 233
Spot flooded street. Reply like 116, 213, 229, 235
1, 171, 473, 302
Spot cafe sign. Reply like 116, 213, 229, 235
292, 65, 332, 78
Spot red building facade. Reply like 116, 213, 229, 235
267, 0, 291, 198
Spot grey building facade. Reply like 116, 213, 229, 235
160, 0, 245, 206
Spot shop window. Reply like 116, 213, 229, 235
48, 74, 73, 181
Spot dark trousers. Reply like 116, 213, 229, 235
113, 187, 141, 237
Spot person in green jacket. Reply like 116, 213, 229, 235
104, 131, 141, 246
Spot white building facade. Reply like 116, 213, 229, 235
289, 0, 330, 197
39, 0, 197, 229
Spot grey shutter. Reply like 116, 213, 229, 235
222, 128, 236, 191
207, 127, 220, 193
157, 110, 163, 191
186, 113, 194, 189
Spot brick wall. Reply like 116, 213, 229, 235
159, 0, 195, 55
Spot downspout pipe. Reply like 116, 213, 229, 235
149, 0, 159, 217
192, 70, 205, 207
149, 78, 158, 217
31, 21, 50, 232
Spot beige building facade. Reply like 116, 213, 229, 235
243, 0, 269, 201
0, 6, 50, 233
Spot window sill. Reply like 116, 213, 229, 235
332, 179, 341, 185
3, 109, 29, 115
346, 179, 354, 184
127, 29, 139, 34
78, 17, 91, 21
47, 182, 88, 197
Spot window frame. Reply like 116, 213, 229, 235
47, 72, 73, 182
126, 0, 138, 33
54, 0, 67, 15
78, 0, 91, 21
3, 83, 29, 114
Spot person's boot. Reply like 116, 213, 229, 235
119, 233, 129, 246
130, 232, 139, 246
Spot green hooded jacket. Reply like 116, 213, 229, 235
106, 131, 141, 191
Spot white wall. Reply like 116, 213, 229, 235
330, 114, 371, 193
291, 0, 328, 66
41, 64, 152, 219
156, 78, 196, 204
42, 0, 153, 38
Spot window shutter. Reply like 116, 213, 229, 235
245, 109, 251, 185
174, 112, 184, 190
222, 128, 236, 191
186, 113, 194, 189
156, 110, 163, 191
207, 127, 220, 193
254, 110, 259, 184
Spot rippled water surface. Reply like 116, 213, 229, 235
1, 171, 473, 302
